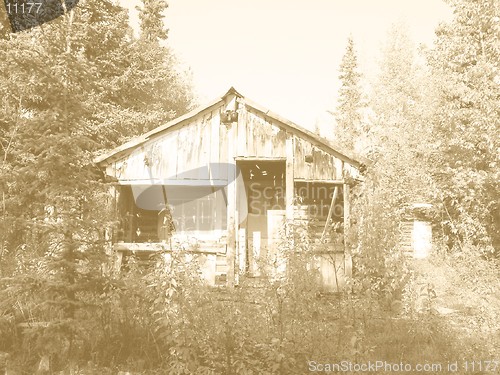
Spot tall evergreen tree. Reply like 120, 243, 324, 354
137, 0, 169, 42
334, 36, 364, 152
0, 0, 138, 364
112, 0, 194, 138
0, 0, 193, 368
350, 24, 438, 302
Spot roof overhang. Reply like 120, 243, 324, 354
94, 87, 369, 168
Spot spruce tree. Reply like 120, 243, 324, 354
137, 0, 169, 42
0, 0, 193, 367
0, 2, 134, 367
127, 0, 193, 136
334, 36, 364, 152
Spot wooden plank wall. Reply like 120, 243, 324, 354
237, 109, 287, 157
293, 137, 341, 181
110, 104, 346, 185
111, 107, 226, 182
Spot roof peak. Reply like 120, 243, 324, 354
95, 87, 367, 167
222, 86, 244, 99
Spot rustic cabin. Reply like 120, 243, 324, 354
96, 87, 365, 291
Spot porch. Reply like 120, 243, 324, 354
110, 159, 351, 290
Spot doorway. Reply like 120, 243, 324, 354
237, 159, 286, 276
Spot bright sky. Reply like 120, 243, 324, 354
122, 0, 452, 132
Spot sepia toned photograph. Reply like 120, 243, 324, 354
0, 0, 498, 374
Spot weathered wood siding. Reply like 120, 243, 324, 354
108, 106, 226, 182
107, 103, 346, 184
293, 138, 342, 180
236, 108, 287, 157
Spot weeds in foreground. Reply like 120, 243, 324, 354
0, 217, 497, 374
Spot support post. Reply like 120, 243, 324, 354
321, 186, 339, 242
226, 117, 236, 288
285, 135, 294, 223
252, 231, 261, 276
234, 196, 239, 286
105, 184, 118, 275
238, 228, 246, 275
343, 182, 352, 278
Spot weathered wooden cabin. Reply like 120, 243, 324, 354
96, 87, 365, 290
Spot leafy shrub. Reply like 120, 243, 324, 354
349, 171, 412, 309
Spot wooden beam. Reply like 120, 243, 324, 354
343, 182, 352, 278
236, 104, 246, 157
235, 156, 286, 161
101, 183, 117, 275
226, 118, 236, 288
234, 188, 240, 286
115, 251, 123, 273
115, 179, 229, 186
126, 209, 134, 243
106, 184, 118, 260
238, 228, 246, 275
285, 135, 294, 222
320, 186, 339, 242
294, 178, 344, 184
113, 242, 226, 254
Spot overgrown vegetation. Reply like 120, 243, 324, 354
0, 218, 496, 373
0, 0, 498, 373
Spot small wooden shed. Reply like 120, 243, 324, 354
96, 87, 365, 290
400, 203, 433, 259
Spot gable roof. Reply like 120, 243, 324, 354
95, 87, 366, 168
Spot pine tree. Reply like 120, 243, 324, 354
0, 2, 135, 366
334, 36, 364, 152
109, 0, 194, 138
0, 0, 193, 367
137, 0, 169, 42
